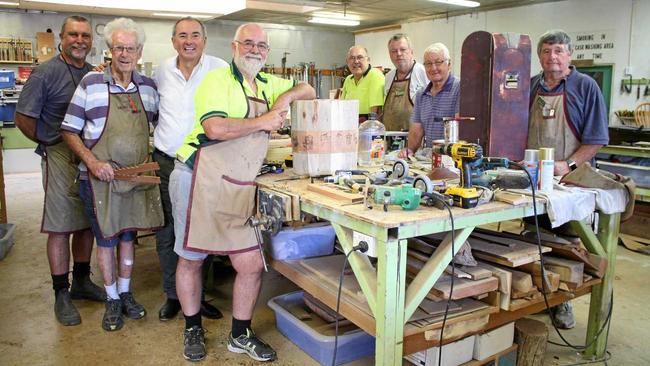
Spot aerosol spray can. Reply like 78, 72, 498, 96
523, 149, 539, 188
538, 147, 555, 193
443, 118, 459, 143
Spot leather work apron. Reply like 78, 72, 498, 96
382, 63, 415, 131
527, 90, 580, 161
184, 96, 269, 254
41, 142, 90, 233
88, 88, 163, 238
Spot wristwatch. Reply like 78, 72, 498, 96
567, 159, 578, 171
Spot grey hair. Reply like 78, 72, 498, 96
347, 45, 369, 57
233, 23, 268, 43
60, 15, 90, 36
423, 42, 451, 61
537, 29, 573, 54
388, 33, 412, 49
172, 17, 206, 38
104, 17, 146, 48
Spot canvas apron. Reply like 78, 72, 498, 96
184, 96, 269, 254
88, 88, 163, 238
527, 90, 580, 161
41, 142, 89, 233
382, 63, 415, 131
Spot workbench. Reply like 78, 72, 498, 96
256, 172, 620, 365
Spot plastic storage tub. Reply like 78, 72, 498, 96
267, 291, 375, 365
0, 70, 15, 89
268, 223, 335, 260
0, 223, 16, 260
0, 103, 17, 122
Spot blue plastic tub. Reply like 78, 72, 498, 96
0, 69, 15, 89
269, 223, 335, 260
267, 291, 375, 365
0, 103, 17, 122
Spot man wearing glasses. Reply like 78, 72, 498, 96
400, 42, 460, 158
62, 17, 162, 332
171, 23, 315, 362
340, 45, 385, 122
14, 15, 105, 326
152, 17, 228, 323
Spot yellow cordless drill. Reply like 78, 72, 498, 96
432, 142, 483, 208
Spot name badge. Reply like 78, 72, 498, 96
542, 104, 555, 118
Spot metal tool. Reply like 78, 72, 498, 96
370, 184, 421, 211
433, 142, 483, 208
421, 191, 453, 210
246, 190, 286, 272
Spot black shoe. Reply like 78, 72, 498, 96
227, 328, 277, 362
54, 289, 81, 326
183, 325, 206, 362
159, 298, 181, 321
200, 301, 223, 320
119, 292, 146, 319
70, 276, 105, 302
102, 298, 124, 331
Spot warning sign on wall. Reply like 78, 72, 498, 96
568, 30, 616, 63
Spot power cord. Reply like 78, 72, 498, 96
331, 241, 368, 366
437, 200, 456, 366
509, 161, 615, 363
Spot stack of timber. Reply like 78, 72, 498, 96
467, 231, 551, 267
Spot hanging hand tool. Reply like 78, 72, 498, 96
645, 79, 649, 97
113, 161, 161, 184
637, 81, 641, 100
433, 142, 483, 208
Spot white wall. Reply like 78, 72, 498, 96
355, 0, 650, 126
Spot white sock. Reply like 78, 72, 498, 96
105, 282, 119, 300
117, 277, 131, 294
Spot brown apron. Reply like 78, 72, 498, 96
184, 96, 269, 254
527, 89, 580, 160
88, 88, 163, 238
382, 63, 415, 131
41, 142, 90, 233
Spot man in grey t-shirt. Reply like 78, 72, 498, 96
15, 15, 104, 326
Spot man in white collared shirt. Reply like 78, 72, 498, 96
152, 17, 228, 322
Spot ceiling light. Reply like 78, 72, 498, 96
24, 0, 246, 15
152, 12, 214, 19
308, 17, 360, 26
428, 0, 480, 7
0, 1, 20, 6
312, 11, 360, 21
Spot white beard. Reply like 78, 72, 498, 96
235, 55, 264, 77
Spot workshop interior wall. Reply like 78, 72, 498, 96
356, 0, 649, 126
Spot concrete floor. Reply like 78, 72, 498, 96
0, 172, 648, 365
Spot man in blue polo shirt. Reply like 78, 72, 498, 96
527, 30, 608, 329
400, 42, 460, 158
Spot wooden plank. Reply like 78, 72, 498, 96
475, 261, 512, 311
518, 261, 561, 293
495, 190, 531, 205
306, 183, 364, 203
468, 237, 550, 267
299, 255, 367, 303
542, 256, 584, 286
418, 298, 461, 316
430, 274, 499, 300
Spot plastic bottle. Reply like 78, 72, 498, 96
358, 112, 386, 167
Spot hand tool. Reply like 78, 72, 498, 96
432, 142, 483, 208
370, 184, 421, 211
113, 161, 161, 184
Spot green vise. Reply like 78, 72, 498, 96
371, 184, 421, 211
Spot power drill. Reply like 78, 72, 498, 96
432, 142, 483, 208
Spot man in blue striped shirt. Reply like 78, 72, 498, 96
400, 43, 460, 158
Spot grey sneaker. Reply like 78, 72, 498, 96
70, 276, 105, 302
119, 292, 146, 319
102, 298, 124, 331
551, 301, 576, 329
54, 289, 81, 326
227, 328, 277, 362
183, 326, 206, 362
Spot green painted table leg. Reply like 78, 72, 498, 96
374, 237, 407, 366
584, 213, 620, 358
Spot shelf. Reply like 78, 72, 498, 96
0, 61, 34, 65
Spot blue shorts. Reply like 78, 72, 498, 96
79, 179, 136, 247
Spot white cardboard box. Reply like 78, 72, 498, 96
405, 335, 475, 366
472, 322, 515, 360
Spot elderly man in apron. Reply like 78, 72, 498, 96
383, 33, 427, 131
62, 18, 162, 332
527, 30, 609, 328
171, 23, 315, 362
14, 15, 105, 326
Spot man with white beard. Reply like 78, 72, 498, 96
171, 23, 315, 362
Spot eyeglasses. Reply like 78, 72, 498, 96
235, 40, 270, 52
423, 60, 448, 68
112, 45, 139, 54
347, 55, 367, 62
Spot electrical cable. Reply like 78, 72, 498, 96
437, 199, 455, 365
331, 241, 368, 366
509, 161, 615, 358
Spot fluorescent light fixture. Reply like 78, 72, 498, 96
247, 0, 322, 14
24, 0, 246, 15
312, 11, 360, 21
0, 1, 20, 6
152, 12, 214, 19
308, 17, 360, 26
428, 0, 480, 7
